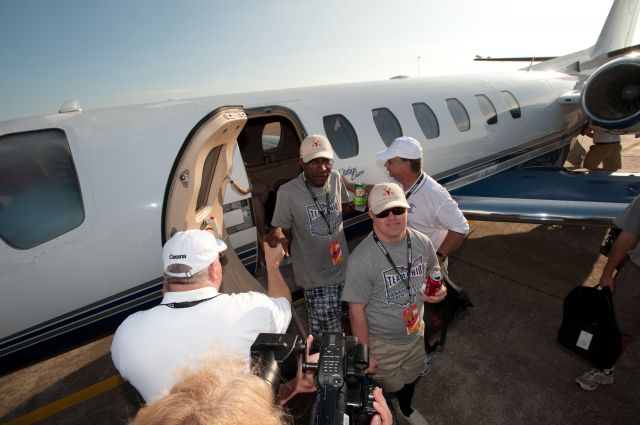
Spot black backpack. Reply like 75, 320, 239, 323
557, 286, 621, 369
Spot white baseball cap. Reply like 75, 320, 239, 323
162, 229, 227, 277
300, 134, 334, 163
375, 136, 423, 161
368, 183, 410, 215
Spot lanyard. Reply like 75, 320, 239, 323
162, 294, 220, 309
404, 172, 425, 200
304, 178, 334, 236
372, 231, 413, 296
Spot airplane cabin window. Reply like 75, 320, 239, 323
196, 146, 222, 212
412, 102, 440, 139
500, 90, 522, 119
0, 129, 84, 249
323, 114, 358, 159
475, 94, 498, 125
262, 122, 282, 152
372, 108, 403, 146
446, 98, 471, 132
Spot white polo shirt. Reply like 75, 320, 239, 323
392, 173, 469, 250
111, 286, 291, 403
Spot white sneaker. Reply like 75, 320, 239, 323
397, 407, 430, 425
575, 368, 614, 391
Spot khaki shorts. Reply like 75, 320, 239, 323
614, 261, 640, 336
369, 335, 423, 392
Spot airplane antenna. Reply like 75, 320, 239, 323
527, 52, 536, 72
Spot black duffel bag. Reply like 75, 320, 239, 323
557, 286, 621, 369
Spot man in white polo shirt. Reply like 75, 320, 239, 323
111, 229, 292, 403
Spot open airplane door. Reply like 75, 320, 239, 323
163, 107, 265, 294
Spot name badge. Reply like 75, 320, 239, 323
329, 240, 344, 266
403, 303, 421, 335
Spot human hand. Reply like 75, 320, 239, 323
369, 386, 393, 425
598, 273, 616, 292
263, 228, 289, 254
366, 354, 378, 374
263, 241, 285, 268
277, 335, 318, 405
425, 283, 447, 303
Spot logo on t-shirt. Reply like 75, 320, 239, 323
305, 194, 342, 237
376, 255, 424, 306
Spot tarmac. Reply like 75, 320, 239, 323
1, 137, 639, 424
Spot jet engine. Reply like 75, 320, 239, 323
581, 56, 640, 134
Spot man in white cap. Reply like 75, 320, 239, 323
376, 136, 469, 375
111, 229, 292, 403
342, 183, 446, 425
264, 134, 352, 337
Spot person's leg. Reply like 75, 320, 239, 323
303, 285, 342, 337
601, 143, 622, 171
583, 144, 607, 170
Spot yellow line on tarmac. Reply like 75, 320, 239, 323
5, 374, 125, 425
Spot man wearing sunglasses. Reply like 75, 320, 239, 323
342, 183, 446, 425
265, 134, 352, 337
377, 136, 469, 376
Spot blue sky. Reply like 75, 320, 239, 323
0, 0, 627, 122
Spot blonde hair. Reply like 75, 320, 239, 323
131, 357, 290, 425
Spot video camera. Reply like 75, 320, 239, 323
251, 332, 377, 425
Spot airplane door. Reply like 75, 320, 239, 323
163, 107, 264, 294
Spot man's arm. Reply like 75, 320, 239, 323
599, 231, 639, 291
263, 226, 291, 255
263, 241, 292, 302
348, 302, 377, 373
436, 230, 465, 256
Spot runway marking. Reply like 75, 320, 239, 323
5, 374, 125, 425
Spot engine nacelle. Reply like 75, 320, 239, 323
581, 56, 640, 134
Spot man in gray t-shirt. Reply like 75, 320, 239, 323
342, 183, 446, 424
265, 134, 351, 337
576, 194, 640, 391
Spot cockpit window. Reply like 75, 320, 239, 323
446, 98, 471, 132
323, 114, 358, 159
475, 94, 498, 125
500, 90, 522, 119
372, 108, 403, 146
0, 129, 84, 249
412, 102, 440, 139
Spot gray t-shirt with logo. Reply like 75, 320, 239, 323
342, 228, 438, 345
614, 194, 640, 266
271, 170, 350, 289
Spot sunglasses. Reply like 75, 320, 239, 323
375, 206, 407, 218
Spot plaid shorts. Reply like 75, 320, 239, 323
303, 283, 344, 337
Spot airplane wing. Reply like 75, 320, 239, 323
450, 167, 640, 226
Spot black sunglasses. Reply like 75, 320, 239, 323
375, 206, 407, 218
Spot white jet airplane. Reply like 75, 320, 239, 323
1, 0, 639, 372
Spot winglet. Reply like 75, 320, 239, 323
590, 0, 640, 59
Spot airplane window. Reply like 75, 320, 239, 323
262, 122, 282, 152
475, 94, 498, 125
500, 90, 522, 119
372, 108, 403, 146
196, 146, 222, 212
323, 114, 358, 159
446, 98, 471, 132
412, 103, 440, 139
0, 129, 84, 249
